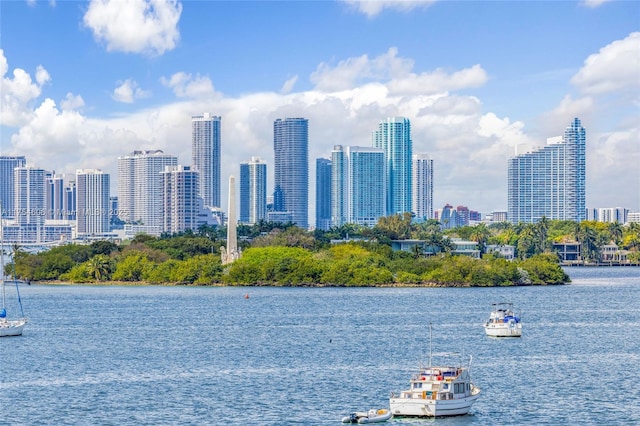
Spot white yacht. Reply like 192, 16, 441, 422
389, 326, 481, 417
483, 302, 522, 337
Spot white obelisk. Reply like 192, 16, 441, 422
223, 175, 238, 264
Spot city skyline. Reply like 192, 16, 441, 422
1, 1, 638, 218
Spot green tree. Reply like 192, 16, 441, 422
87, 254, 112, 282
374, 213, 413, 240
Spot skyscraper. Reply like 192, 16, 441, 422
412, 153, 434, 220
315, 158, 332, 231
76, 169, 110, 236
45, 172, 65, 220
160, 165, 200, 234
273, 117, 309, 229
373, 117, 412, 216
508, 118, 586, 223
14, 165, 46, 226
192, 113, 222, 208
117, 149, 177, 233
331, 145, 386, 228
0, 156, 26, 218
239, 157, 267, 225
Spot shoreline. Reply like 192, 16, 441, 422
30, 280, 567, 288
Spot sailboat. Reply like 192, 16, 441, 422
1, 205, 27, 337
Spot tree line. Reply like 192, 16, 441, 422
10, 215, 640, 286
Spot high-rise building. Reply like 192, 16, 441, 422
45, 172, 65, 220
117, 149, 177, 233
14, 165, 46, 226
315, 158, 332, 231
439, 203, 459, 229
412, 153, 433, 220
273, 117, 308, 229
76, 169, 110, 236
239, 157, 267, 225
373, 117, 412, 216
63, 180, 76, 221
508, 118, 586, 223
0, 156, 26, 218
331, 145, 386, 228
192, 113, 221, 208
160, 165, 200, 234
597, 207, 629, 224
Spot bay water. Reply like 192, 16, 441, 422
1, 267, 639, 425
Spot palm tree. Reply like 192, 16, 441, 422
608, 222, 623, 246
534, 216, 550, 253
469, 223, 490, 254
87, 254, 111, 282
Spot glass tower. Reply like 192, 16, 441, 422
508, 118, 586, 223
192, 113, 221, 208
239, 157, 267, 225
0, 156, 26, 218
315, 158, 332, 231
273, 117, 309, 229
412, 153, 434, 220
373, 117, 412, 216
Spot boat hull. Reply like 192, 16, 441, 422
0, 319, 26, 337
484, 322, 522, 337
390, 391, 480, 417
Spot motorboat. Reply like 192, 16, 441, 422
389, 325, 481, 417
483, 302, 522, 337
341, 408, 393, 423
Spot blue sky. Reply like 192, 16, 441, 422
1, 0, 639, 222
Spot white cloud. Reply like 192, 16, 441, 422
571, 32, 640, 96
160, 72, 215, 99
280, 75, 298, 94
341, 0, 436, 18
112, 79, 151, 103
311, 47, 414, 91
83, 0, 182, 56
60, 93, 85, 111
388, 64, 488, 96
311, 48, 487, 95
0, 49, 50, 127
581, 0, 613, 8
4, 43, 639, 218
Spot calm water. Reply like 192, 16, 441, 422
1, 267, 639, 425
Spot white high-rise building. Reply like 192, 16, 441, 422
331, 145, 386, 227
192, 113, 221, 208
597, 207, 629, 224
117, 150, 177, 234
14, 166, 46, 226
412, 153, 434, 220
76, 169, 110, 236
161, 165, 200, 234
508, 118, 586, 223
239, 157, 267, 225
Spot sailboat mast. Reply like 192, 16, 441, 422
1, 201, 5, 310
429, 322, 432, 367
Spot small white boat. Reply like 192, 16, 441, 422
342, 408, 393, 423
389, 325, 481, 417
483, 302, 522, 337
